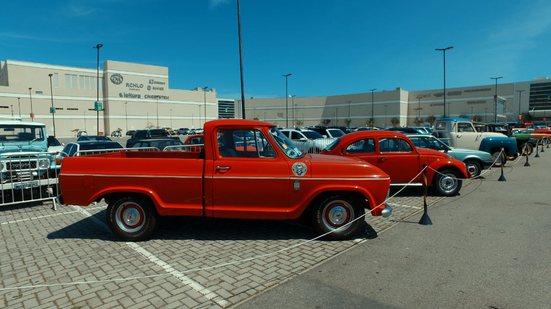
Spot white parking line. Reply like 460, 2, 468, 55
388, 203, 422, 210
72, 206, 229, 308
0, 210, 81, 225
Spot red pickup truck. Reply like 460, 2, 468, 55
59, 120, 392, 241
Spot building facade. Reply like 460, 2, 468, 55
0, 60, 217, 137
239, 78, 551, 128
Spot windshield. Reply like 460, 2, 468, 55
327, 129, 345, 137
0, 125, 45, 143
269, 128, 304, 159
302, 131, 324, 139
410, 136, 449, 151
325, 138, 341, 151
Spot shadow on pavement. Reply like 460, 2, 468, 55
47, 209, 380, 242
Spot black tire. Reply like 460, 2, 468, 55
311, 194, 365, 240
432, 169, 463, 196
106, 195, 158, 241
490, 150, 507, 167
464, 159, 482, 178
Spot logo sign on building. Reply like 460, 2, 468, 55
110, 73, 123, 85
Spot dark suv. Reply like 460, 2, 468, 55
126, 129, 178, 147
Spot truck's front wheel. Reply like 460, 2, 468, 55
107, 196, 158, 241
312, 195, 365, 240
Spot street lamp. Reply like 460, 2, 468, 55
516, 90, 525, 123
283, 73, 292, 127
435, 46, 453, 117
347, 100, 351, 129
491, 76, 503, 123
170, 109, 173, 128
48, 73, 56, 137
124, 101, 128, 132
93, 43, 103, 135
156, 99, 159, 128
291, 95, 296, 127
203, 86, 209, 125
370, 88, 376, 126
237, 0, 246, 119
17, 97, 21, 117
28, 87, 34, 122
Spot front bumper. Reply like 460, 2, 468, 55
381, 204, 393, 217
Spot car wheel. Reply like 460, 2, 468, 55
433, 169, 462, 196
311, 195, 365, 240
490, 150, 507, 167
464, 159, 482, 178
107, 196, 158, 241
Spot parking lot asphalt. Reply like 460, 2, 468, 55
236, 151, 551, 308
1, 146, 549, 308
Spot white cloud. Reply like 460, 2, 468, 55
209, 0, 230, 9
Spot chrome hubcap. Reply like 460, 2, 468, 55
115, 202, 145, 233
322, 200, 352, 229
440, 175, 457, 192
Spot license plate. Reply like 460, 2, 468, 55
13, 180, 40, 190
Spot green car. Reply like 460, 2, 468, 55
407, 134, 493, 177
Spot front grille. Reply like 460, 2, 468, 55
6, 160, 38, 170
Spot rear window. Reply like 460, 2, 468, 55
80, 142, 122, 150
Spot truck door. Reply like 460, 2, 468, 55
453, 122, 482, 149
205, 128, 290, 219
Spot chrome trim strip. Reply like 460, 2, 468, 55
60, 174, 389, 181
390, 183, 423, 186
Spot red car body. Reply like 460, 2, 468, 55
59, 119, 393, 241
321, 131, 470, 196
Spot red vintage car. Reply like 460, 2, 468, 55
59, 120, 393, 241
321, 131, 470, 196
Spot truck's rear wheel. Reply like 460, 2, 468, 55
107, 196, 158, 241
311, 195, 365, 240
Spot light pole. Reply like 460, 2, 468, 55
291, 95, 296, 127
370, 88, 376, 126
435, 46, 453, 117
203, 86, 209, 125
237, 0, 246, 118
491, 76, 503, 123
94, 43, 103, 135
335, 107, 338, 126
416, 95, 423, 124
283, 73, 292, 128
516, 90, 525, 123
156, 99, 159, 128
170, 109, 173, 128
124, 101, 128, 132
17, 97, 21, 117
10, 105, 13, 117
28, 87, 34, 122
48, 74, 56, 137
347, 100, 351, 129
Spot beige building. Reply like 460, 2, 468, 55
239, 78, 551, 128
0, 60, 217, 137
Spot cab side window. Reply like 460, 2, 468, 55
217, 129, 276, 158
457, 123, 475, 132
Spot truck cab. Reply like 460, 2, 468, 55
433, 118, 518, 163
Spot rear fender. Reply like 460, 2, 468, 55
89, 186, 161, 209
480, 137, 518, 156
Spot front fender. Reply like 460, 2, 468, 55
426, 160, 469, 184
480, 137, 518, 156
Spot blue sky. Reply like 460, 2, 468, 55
2, 0, 551, 99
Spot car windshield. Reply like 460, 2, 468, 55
269, 128, 304, 159
302, 131, 324, 139
325, 138, 341, 151
0, 125, 44, 143
327, 129, 345, 137
410, 136, 449, 151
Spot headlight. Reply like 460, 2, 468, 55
38, 158, 50, 169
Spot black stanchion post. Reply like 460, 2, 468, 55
418, 165, 432, 225
524, 143, 531, 167
535, 139, 540, 158
546, 137, 549, 149
540, 137, 545, 153
498, 148, 507, 182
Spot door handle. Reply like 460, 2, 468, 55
216, 165, 231, 171
378, 157, 387, 162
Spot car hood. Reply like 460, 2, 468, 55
304, 154, 389, 180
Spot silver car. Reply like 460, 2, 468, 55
280, 129, 335, 154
